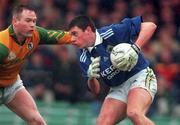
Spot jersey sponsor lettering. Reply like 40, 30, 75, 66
101, 65, 120, 80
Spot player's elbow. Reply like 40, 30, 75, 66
150, 22, 157, 31
142, 22, 157, 34
146, 22, 157, 32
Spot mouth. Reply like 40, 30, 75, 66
72, 42, 77, 46
72, 43, 81, 48
29, 30, 34, 32
25, 31, 33, 37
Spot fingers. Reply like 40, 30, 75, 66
88, 67, 100, 79
92, 61, 100, 69
91, 56, 101, 62
92, 67, 100, 72
91, 73, 100, 78
88, 56, 101, 79
90, 57, 94, 61
91, 57, 101, 69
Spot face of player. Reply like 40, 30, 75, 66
13, 9, 37, 38
69, 26, 96, 49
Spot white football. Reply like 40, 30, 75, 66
110, 43, 138, 70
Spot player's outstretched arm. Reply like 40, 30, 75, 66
36, 26, 73, 45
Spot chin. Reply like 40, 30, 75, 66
25, 33, 33, 37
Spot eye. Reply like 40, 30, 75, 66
33, 19, 37, 23
25, 18, 36, 23
25, 19, 31, 22
71, 31, 78, 37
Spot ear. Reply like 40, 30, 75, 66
85, 26, 93, 33
12, 17, 17, 25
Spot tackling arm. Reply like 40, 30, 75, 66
36, 26, 72, 45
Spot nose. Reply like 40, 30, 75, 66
71, 37, 77, 44
30, 22, 36, 28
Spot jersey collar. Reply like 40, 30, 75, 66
9, 24, 15, 36
87, 30, 103, 52
8, 24, 19, 41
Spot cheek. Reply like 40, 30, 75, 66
18, 25, 26, 32
18, 20, 28, 26
81, 36, 88, 45
22, 22, 29, 27
18, 23, 29, 31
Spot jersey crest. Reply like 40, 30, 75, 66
103, 56, 109, 62
27, 42, 33, 50
106, 45, 114, 53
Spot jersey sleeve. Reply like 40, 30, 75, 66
36, 26, 72, 45
121, 16, 143, 39
78, 49, 91, 78
0, 43, 9, 63
109, 16, 143, 42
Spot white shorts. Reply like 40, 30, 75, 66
0, 75, 25, 104
106, 67, 157, 103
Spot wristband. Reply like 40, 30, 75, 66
131, 44, 141, 54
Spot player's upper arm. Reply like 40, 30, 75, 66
36, 26, 72, 45
0, 43, 9, 63
108, 16, 142, 42
121, 16, 143, 38
140, 22, 157, 33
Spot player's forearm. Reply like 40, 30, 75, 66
47, 30, 72, 44
135, 22, 157, 48
37, 26, 72, 44
88, 78, 101, 95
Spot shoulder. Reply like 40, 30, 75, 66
121, 16, 143, 24
97, 25, 115, 40
0, 28, 11, 48
0, 28, 10, 39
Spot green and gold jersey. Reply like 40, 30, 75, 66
0, 25, 72, 87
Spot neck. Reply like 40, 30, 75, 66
16, 35, 26, 43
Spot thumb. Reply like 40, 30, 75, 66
90, 57, 95, 61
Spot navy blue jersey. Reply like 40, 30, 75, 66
78, 16, 149, 86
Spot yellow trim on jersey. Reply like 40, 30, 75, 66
145, 68, 154, 90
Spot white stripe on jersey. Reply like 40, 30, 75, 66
100, 29, 114, 39
104, 32, 114, 39
80, 49, 87, 62
100, 29, 113, 37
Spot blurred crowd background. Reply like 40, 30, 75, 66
0, 0, 180, 118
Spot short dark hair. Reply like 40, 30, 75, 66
68, 15, 96, 32
12, 4, 35, 18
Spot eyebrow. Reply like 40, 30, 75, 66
25, 17, 37, 20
